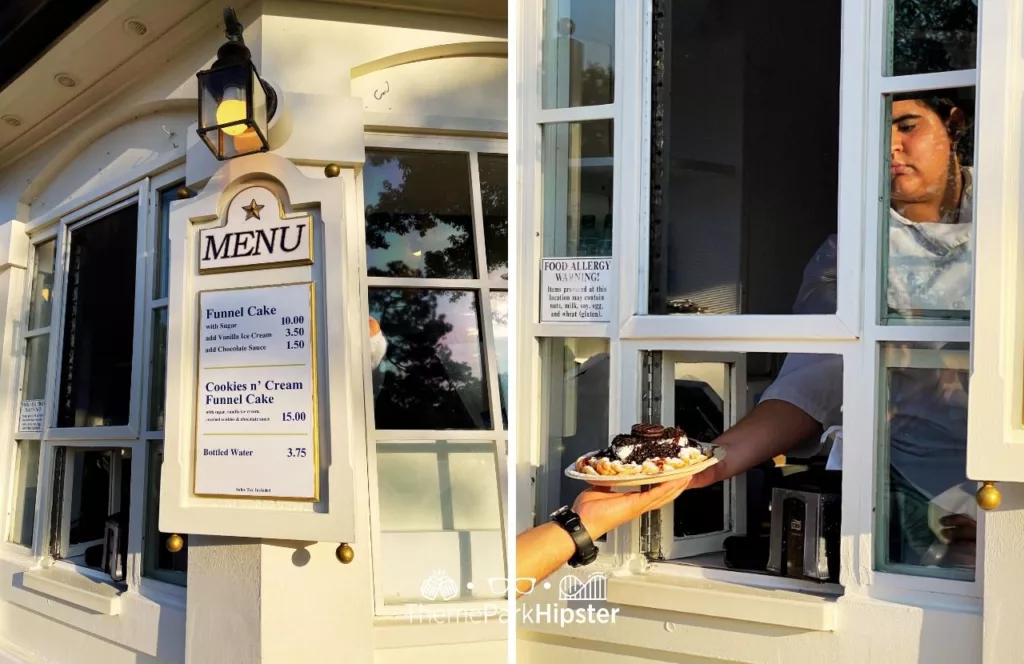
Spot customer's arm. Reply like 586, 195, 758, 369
515, 478, 695, 596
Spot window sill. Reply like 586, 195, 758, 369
21, 567, 121, 615
607, 573, 837, 632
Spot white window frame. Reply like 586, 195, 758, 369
520, 0, 994, 606
2, 166, 188, 599
356, 132, 510, 618
655, 351, 745, 560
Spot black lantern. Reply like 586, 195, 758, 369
196, 8, 278, 160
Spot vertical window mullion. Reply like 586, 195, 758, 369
470, 152, 506, 435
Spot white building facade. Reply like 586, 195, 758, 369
517, 1, 1024, 663
0, 1, 509, 663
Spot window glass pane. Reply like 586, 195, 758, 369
369, 288, 491, 429
57, 204, 138, 427
148, 307, 168, 431
669, 361, 729, 538
376, 441, 504, 604
490, 291, 508, 428
542, 0, 614, 108
61, 447, 131, 576
22, 333, 49, 402
877, 342, 973, 581
8, 440, 39, 547
480, 154, 509, 281
145, 441, 187, 584
542, 121, 613, 258
887, 0, 977, 76
27, 240, 56, 330
539, 338, 611, 519
364, 150, 477, 279
153, 187, 177, 300
649, 1, 839, 315
882, 88, 974, 323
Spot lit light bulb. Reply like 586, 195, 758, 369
216, 85, 247, 136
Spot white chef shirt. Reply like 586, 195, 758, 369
760, 168, 973, 499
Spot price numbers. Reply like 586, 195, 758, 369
285, 327, 304, 337
287, 447, 308, 458
282, 411, 307, 422
282, 315, 305, 326
287, 339, 306, 350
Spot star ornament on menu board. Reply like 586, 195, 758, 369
199, 185, 313, 273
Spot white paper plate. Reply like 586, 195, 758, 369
564, 443, 726, 487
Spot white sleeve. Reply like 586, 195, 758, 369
757, 235, 843, 457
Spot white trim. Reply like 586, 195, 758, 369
607, 573, 837, 632
621, 314, 858, 342
877, 69, 978, 94
535, 105, 615, 124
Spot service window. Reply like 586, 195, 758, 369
526, 0, 981, 602
6, 175, 188, 588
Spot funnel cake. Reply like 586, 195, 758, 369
574, 424, 710, 477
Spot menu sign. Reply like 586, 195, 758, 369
194, 282, 318, 500
540, 258, 612, 322
198, 186, 313, 274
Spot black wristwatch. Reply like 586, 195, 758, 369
550, 506, 599, 567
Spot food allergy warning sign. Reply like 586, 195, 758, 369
541, 258, 612, 322
194, 282, 318, 500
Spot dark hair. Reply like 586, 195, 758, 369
892, 88, 974, 166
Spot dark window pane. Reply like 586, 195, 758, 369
364, 151, 476, 279
27, 239, 56, 329
888, 0, 977, 76
62, 447, 131, 574
649, 0, 839, 315
542, 0, 615, 108
57, 205, 138, 427
542, 120, 614, 257
148, 307, 168, 431
480, 154, 509, 281
878, 343, 973, 581
153, 187, 177, 300
369, 288, 491, 429
145, 441, 187, 583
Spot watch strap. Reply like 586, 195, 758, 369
550, 506, 599, 567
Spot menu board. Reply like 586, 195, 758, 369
194, 282, 318, 500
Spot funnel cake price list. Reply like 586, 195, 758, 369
194, 282, 319, 500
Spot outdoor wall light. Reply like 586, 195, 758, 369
196, 7, 278, 160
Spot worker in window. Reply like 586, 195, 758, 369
691, 90, 976, 571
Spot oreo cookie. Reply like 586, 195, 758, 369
631, 424, 666, 440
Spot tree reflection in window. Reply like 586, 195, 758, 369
364, 151, 477, 279
369, 288, 491, 430
890, 0, 977, 76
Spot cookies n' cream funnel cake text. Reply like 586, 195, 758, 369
574, 424, 710, 477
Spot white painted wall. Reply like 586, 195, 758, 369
0, 1, 507, 663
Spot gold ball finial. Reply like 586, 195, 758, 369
176, 186, 192, 200
336, 543, 354, 564
166, 533, 184, 553
324, 163, 341, 178
977, 482, 1002, 511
